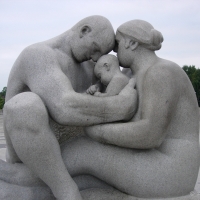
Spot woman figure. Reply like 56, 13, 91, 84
62, 20, 200, 199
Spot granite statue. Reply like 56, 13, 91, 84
86, 54, 130, 97
1, 15, 137, 200
0, 16, 199, 200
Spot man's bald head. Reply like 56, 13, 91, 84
71, 15, 115, 55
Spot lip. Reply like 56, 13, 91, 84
91, 56, 99, 62
90, 56, 95, 62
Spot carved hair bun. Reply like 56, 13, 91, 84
149, 29, 164, 50
117, 20, 164, 51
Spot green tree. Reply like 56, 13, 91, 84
0, 87, 7, 98
182, 65, 200, 106
0, 97, 5, 109
0, 87, 6, 109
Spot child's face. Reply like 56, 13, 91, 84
94, 63, 113, 86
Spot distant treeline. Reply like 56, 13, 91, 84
182, 65, 200, 106
0, 65, 199, 109
0, 87, 6, 109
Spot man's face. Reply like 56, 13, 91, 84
88, 30, 115, 62
77, 33, 104, 62
75, 28, 114, 63
89, 42, 103, 62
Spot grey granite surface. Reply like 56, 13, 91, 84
0, 17, 200, 200
0, 111, 200, 195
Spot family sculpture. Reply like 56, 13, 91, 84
0, 15, 199, 200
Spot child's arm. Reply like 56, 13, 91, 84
104, 75, 130, 96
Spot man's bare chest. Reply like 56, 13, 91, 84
60, 58, 96, 93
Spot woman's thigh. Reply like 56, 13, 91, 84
61, 136, 184, 198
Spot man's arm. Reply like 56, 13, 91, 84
85, 66, 179, 149
23, 47, 137, 126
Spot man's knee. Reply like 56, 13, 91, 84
4, 92, 43, 112
3, 92, 48, 132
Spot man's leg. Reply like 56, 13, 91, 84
0, 179, 55, 200
3, 92, 82, 200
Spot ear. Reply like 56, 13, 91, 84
125, 39, 138, 51
103, 63, 110, 71
79, 25, 92, 38
129, 40, 139, 51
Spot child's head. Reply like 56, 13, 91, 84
94, 54, 120, 86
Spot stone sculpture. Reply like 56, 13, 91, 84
0, 16, 199, 200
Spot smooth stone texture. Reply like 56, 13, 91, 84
81, 188, 199, 200
0, 17, 200, 200
1, 112, 200, 197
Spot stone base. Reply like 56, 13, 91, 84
0, 177, 199, 200
81, 188, 200, 200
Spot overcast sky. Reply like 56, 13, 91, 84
0, 0, 200, 90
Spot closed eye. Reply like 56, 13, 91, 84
97, 73, 101, 79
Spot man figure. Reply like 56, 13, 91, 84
3, 16, 137, 200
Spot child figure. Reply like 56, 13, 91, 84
86, 54, 130, 97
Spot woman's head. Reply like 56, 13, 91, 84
117, 20, 163, 51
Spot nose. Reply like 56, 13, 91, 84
91, 57, 98, 62
91, 53, 101, 62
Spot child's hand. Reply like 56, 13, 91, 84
94, 91, 101, 97
86, 85, 100, 95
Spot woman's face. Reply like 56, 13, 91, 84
115, 32, 131, 68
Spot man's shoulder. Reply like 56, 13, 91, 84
16, 43, 61, 69
22, 43, 55, 58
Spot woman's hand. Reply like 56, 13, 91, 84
85, 124, 106, 143
118, 78, 137, 121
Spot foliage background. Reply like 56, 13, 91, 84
182, 66, 200, 106
0, 87, 6, 109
